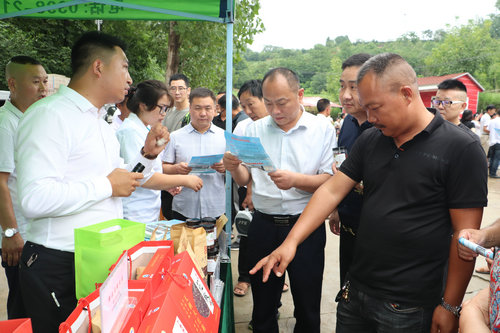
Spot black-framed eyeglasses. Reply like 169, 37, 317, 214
431, 97, 464, 108
157, 104, 169, 115
169, 86, 187, 93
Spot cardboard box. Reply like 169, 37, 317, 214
138, 251, 220, 333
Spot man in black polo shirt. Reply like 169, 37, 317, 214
251, 53, 487, 333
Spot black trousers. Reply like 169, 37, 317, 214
160, 190, 174, 220
248, 210, 325, 333
19, 242, 77, 333
237, 186, 250, 283
338, 213, 360, 288
0, 249, 26, 319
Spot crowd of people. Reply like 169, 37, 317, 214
0, 30, 499, 333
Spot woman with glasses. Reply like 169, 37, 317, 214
116, 80, 203, 223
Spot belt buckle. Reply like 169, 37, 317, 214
273, 216, 290, 226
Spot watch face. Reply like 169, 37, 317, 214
5, 229, 13, 237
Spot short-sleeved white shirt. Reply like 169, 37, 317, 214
0, 101, 29, 239
245, 111, 336, 215
162, 123, 226, 218
116, 113, 162, 223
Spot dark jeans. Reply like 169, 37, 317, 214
0, 249, 26, 319
19, 242, 76, 333
336, 281, 436, 333
490, 143, 500, 176
248, 210, 325, 333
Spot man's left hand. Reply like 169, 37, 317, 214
430, 305, 459, 333
268, 169, 296, 190
143, 123, 170, 157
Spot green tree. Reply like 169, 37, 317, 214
424, 20, 500, 90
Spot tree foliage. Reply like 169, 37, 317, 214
0, 0, 264, 92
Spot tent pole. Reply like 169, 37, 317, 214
224, 20, 234, 245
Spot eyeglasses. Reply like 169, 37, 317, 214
169, 86, 187, 93
157, 104, 169, 115
431, 98, 464, 108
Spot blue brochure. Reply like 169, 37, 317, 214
225, 131, 276, 172
188, 154, 224, 173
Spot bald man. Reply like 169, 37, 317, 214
0, 56, 48, 319
251, 53, 487, 333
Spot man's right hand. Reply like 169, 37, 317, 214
175, 162, 192, 175
107, 168, 143, 197
2, 233, 24, 266
250, 239, 298, 282
223, 151, 242, 172
457, 228, 488, 261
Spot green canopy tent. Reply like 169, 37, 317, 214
0, 1, 236, 331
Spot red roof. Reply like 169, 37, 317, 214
417, 72, 484, 91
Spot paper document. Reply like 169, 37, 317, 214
224, 131, 276, 172
188, 154, 224, 173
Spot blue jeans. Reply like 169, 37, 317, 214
336, 282, 436, 333
490, 143, 500, 176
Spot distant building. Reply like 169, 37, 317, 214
417, 72, 484, 113
47, 73, 70, 96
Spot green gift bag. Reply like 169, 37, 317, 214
74, 219, 145, 299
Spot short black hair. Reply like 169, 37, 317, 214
486, 105, 497, 111
126, 80, 170, 114
9, 56, 41, 66
238, 79, 263, 100
218, 94, 240, 111
169, 73, 190, 87
317, 98, 330, 112
262, 67, 300, 92
437, 79, 467, 93
71, 31, 127, 76
461, 110, 473, 123
189, 87, 215, 104
342, 53, 372, 70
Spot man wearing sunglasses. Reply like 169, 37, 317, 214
432, 79, 470, 132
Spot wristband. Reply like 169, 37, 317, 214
440, 298, 461, 318
141, 147, 158, 160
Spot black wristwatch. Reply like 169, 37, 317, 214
440, 298, 461, 318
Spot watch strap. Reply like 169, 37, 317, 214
440, 298, 461, 318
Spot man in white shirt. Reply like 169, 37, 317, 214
0, 56, 48, 319
15, 32, 169, 332
224, 68, 336, 332
316, 98, 333, 124
488, 111, 500, 178
480, 105, 497, 153
162, 88, 226, 220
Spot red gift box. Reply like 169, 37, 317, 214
138, 251, 220, 333
59, 280, 152, 333
0, 318, 32, 333
110, 240, 174, 292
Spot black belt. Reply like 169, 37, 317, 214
256, 210, 300, 227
